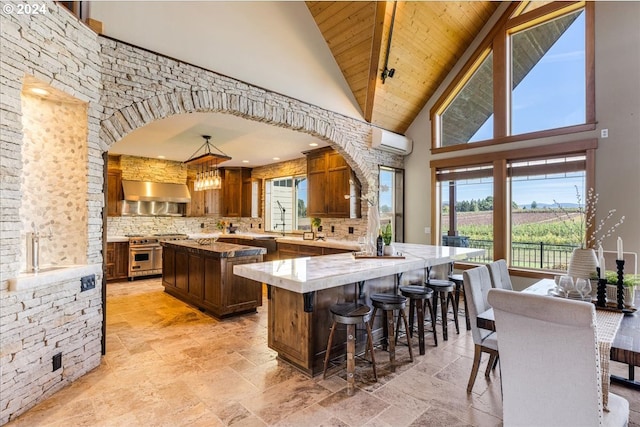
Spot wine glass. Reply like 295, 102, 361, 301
575, 278, 591, 300
558, 275, 574, 298
357, 236, 366, 254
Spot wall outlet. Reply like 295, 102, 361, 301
52, 352, 62, 372
601, 128, 608, 138
80, 274, 95, 292
258, 223, 261, 229
424, 227, 431, 234
200, 222, 205, 228
250, 223, 253, 228
331, 225, 335, 233
348, 227, 354, 234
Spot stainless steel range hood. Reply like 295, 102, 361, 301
120, 180, 190, 216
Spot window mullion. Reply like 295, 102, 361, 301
493, 30, 509, 139
493, 159, 508, 261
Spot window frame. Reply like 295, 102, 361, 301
430, 1, 595, 154
264, 175, 308, 233
430, 138, 597, 276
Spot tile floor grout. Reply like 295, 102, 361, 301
6, 278, 639, 426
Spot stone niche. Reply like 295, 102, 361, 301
20, 77, 89, 270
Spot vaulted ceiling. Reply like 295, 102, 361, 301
306, 1, 502, 134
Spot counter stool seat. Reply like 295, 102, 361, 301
449, 273, 471, 331
368, 293, 413, 371
425, 279, 459, 341
323, 303, 377, 396
399, 284, 437, 354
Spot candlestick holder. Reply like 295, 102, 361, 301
596, 267, 607, 307
615, 259, 631, 313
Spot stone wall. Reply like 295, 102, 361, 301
119, 155, 188, 184
0, 3, 104, 424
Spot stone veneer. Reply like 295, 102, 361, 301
20, 92, 88, 268
0, 2, 401, 423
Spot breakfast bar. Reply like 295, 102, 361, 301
234, 243, 484, 376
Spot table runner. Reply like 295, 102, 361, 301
595, 309, 624, 410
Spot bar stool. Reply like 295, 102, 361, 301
449, 273, 471, 331
425, 279, 459, 341
323, 302, 377, 396
367, 293, 413, 371
399, 284, 437, 354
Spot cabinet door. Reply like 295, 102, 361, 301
115, 242, 129, 279
188, 253, 204, 300
107, 170, 122, 217
175, 251, 189, 292
306, 151, 327, 217
106, 242, 116, 280
162, 245, 176, 288
205, 189, 222, 216
186, 178, 205, 217
223, 168, 242, 217
222, 256, 263, 312
326, 151, 350, 217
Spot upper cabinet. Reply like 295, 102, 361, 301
222, 168, 261, 218
186, 178, 222, 217
106, 169, 122, 217
306, 147, 358, 218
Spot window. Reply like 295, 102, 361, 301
379, 166, 405, 242
265, 176, 308, 233
509, 155, 586, 270
436, 165, 494, 263
432, 139, 596, 273
432, 2, 593, 151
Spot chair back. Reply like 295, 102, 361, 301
487, 259, 513, 290
487, 288, 603, 426
462, 265, 493, 345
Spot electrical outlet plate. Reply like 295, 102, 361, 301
52, 352, 62, 371
80, 274, 96, 292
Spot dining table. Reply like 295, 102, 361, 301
477, 278, 640, 395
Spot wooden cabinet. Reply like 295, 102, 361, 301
106, 170, 122, 217
106, 241, 128, 281
162, 242, 264, 318
221, 168, 260, 218
277, 242, 350, 260
306, 148, 354, 218
186, 178, 222, 217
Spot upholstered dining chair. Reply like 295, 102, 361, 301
487, 288, 629, 427
487, 259, 513, 290
462, 265, 499, 393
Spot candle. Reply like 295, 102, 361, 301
598, 244, 605, 278
617, 237, 623, 260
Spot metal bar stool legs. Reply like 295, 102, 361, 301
323, 303, 377, 396
400, 285, 437, 354
426, 279, 459, 341
368, 294, 413, 372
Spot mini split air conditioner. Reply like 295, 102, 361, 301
371, 128, 413, 155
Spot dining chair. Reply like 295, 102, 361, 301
487, 288, 629, 427
487, 259, 513, 290
462, 265, 499, 393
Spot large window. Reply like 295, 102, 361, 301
432, 2, 593, 151
265, 176, 308, 233
432, 140, 596, 273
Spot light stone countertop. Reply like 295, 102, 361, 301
233, 243, 484, 294
107, 236, 129, 243
9, 263, 103, 292
162, 240, 266, 258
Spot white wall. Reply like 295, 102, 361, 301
404, 2, 640, 260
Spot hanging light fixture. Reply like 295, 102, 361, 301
184, 135, 231, 191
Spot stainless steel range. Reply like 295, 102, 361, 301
128, 234, 187, 279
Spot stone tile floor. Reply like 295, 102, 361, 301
7, 278, 639, 426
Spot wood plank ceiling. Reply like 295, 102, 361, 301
306, 1, 501, 135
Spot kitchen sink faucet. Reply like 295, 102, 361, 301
26, 227, 52, 272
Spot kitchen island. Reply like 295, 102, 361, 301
162, 240, 266, 318
234, 243, 484, 376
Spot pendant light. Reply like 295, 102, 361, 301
184, 135, 231, 191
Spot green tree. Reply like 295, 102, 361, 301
531, 201, 537, 209
297, 199, 307, 217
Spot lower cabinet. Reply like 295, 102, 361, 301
162, 244, 263, 318
277, 242, 349, 259
106, 241, 128, 281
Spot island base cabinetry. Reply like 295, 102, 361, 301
268, 281, 390, 376
163, 244, 263, 318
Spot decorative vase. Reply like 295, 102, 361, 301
567, 248, 598, 280
383, 244, 394, 256
606, 284, 635, 307
366, 206, 380, 255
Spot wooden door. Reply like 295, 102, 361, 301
223, 168, 242, 217
306, 150, 328, 217
327, 151, 350, 217
188, 253, 204, 300
162, 245, 176, 289
106, 170, 122, 217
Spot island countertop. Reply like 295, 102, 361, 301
161, 240, 266, 258
233, 243, 484, 294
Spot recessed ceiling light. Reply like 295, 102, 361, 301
272, 157, 280, 161
309, 143, 318, 147
242, 160, 249, 163
31, 88, 48, 95
157, 155, 166, 159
